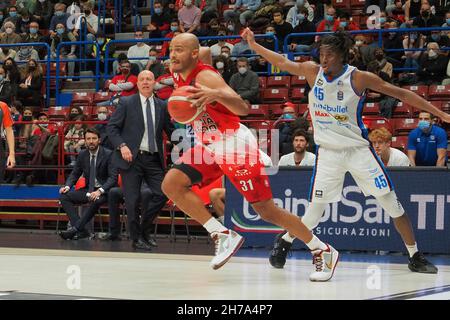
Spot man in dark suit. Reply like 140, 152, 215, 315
58, 128, 118, 240
107, 70, 174, 251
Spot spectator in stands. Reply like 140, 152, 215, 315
383, 19, 406, 69
0, 46, 16, 63
272, 8, 293, 45
94, 105, 113, 151
348, 47, 365, 70
159, 20, 181, 57
369, 128, 411, 166
405, 0, 424, 23
72, 1, 98, 56
178, 0, 201, 34
354, 34, 377, 67
426, 25, 449, 55
49, 3, 69, 36
210, 26, 235, 57
64, 114, 86, 166
50, 23, 77, 78
127, 30, 151, 71
413, 2, 443, 35
0, 21, 22, 45
278, 102, 299, 154
144, 47, 165, 80
154, 59, 175, 100
442, 10, 450, 31
18, 9, 37, 34
408, 111, 448, 166
1, 6, 20, 32
286, 0, 314, 28
257, 24, 277, 52
33, 0, 53, 29
17, 59, 42, 107
0, 66, 12, 105
389, 0, 406, 21
199, 0, 219, 23
14, 45, 39, 70
220, 45, 236, 72
66, 106, 84, 131
89, 31, 116, 75
316, 6, 336, 32
225, 20, 241, 45
32, 111, 57, 137
147, 1, 170, 38
374, 48, 394, 79
213, 55, 233, 83
278, 129, 316, 166
250, 55, 268, 73
106, 60, 138, 103
403, 28, 426, 70
11, 106, 33, 186
22, 21, 45, 60
58, 127, 119, 240
289, 6, 316, 54
229, 57, 260, 104
232, 31, 256, 59
417, 42, 449, 84
333, 11, 360, 32
223, 0, 262, 27
3, 57, 20, 96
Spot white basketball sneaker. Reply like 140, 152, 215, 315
309, 244, 339, 282
210, 230, 244, 270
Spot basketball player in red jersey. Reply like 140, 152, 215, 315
161, 33, 339, 280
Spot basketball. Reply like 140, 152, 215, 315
168, 86, 203, 124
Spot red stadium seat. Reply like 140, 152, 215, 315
290, 75, 307, 87
245, 104, 269, 119
332, 0, 350, 9
350, 0, 366, 7
392, 118, 419, 136
402, 85, 428, 99
290, 87, 306, 103
391, 136, 409, 152
262, 88, 289, 103
294, 56, 311, 62
47, 107, 68, 120
428, 85, 450, 100
363, 102, 380, 116
410, 100, 442, 116
266, 76, 290, 88
93, 91, 115, 104
259, 77, 267, 89
362, 116, 392, 133
71, 92, 94, 106
392, 101, 412, 118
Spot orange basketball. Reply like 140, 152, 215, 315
168, 86, 203, 124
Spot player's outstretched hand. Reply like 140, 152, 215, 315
187, 84, 217, 110
241, 27, 256, 45
441, 112, 450, 124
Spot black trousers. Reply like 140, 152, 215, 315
59, 188, 108, 231
0, 140, 5, 183
108, 185, 154, 237
121, 152, 167, 241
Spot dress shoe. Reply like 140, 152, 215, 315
99, 233, 122, 241
58, 228, 77, 240
73, 229, 91, 240
132, 238, 152, 251
144, 236, 158, 247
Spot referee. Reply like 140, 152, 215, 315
0, 101, 16, 183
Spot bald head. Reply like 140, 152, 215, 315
137, 70, 155, 98
169, 33, 200, 74
172, 33, 200, 51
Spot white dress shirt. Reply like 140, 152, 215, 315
139, 93, 158, 152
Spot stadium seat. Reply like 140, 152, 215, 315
362, 116, 392, 133
259, 77, 267, 89
350, 0, 366, 7
262, 88, 289, 103
410, 100, 442, 116
392, 118, 419, 136
93, 91, 115, 104
298, 103, 309, 116
428, 85, 450, 100
402, 85, 428, 99
363, 102, 380, 116
245, 104, 270, 119
332, 0, 350, 9
71, 92, 94, 106
266, 76, 290, 88
290, 75, 307, 87
290, 87, 306, 103
47, 107, 68, 120
294, 56, 311, 62
392, 101, 412, 118
391, 136, 409, 152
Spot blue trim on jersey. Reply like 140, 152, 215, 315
350, 68, 363, 97
368, 146, 395, 192
324, 64, 349, 83
308, 146, 320, 202
356, 95, 369, 141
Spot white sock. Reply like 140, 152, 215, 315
406, 243, 418, 258
217, 215, 225, 225
305, 234, 328, 251
282, 232, 296, 243
203, 217, 227, 234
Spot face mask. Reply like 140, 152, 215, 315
69, 113, 78, 120
97, 113, 108, 121
389, 31, 396, 37
22, 18, 29, 22
148, 56, 157, 62
447, 18, 450, 25
297, 14, 305, 22
238, 67, 247, 75
184, 0, 192, 6
9, 12, 17, 18
5, 28, 13, 34
40, 123, 48, 128
339, 21, 348, 28
375, 53, 384, 60
154, 8, 162, 14
22, 115, 32, 121
0, 15, 3, 21
266, 31, 274, 36
282, 113, 295, 120
227, 25, 234, 32
380, 17, 386, 24
57, 28, 64, 35
418, 120, 430, 131
29, 28, 38, 34
4, 64, 11, 69
55, 11, 64, 17
0, 75, 3, 81
431, 34, 441, 42
28, 65, 36, 70
221, 53, 229, 58
97, 39, 104, 45
410, 33, 418, 41
355, 40, 363, 46
297, 0, 304, 6
170, 26, 178, 32
216, 61, 224, 69
428, 49, 438, 58
85, 10, 91, 15
325, 14, 334, 22
421, 11, 430, 18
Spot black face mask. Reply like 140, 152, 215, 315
422, 11, 430, 18
69, 113, 79, 120
4, 64, 12, 70
29, 65, 36, 71
85, 10, 91, 15
22, 115, 32, 121
375, 54, 384, 61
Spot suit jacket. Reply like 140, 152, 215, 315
65, 146, 118, 192
106, 94, 174, 170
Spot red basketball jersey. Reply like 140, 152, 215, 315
171, 61, 241, 142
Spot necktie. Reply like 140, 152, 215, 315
88, 155, 96, 192
146, 98, 157, 153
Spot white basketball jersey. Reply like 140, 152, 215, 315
308, 65, 369, 149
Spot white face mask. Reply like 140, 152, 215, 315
97, 113, 108, 121
355, 40, 363, 46
5, 27, 13, 34
428, 49, 438, 58
216, 61, 224, 69
221, 53, 229, 58
238, 67, 247, 75
184, 0, 192, 6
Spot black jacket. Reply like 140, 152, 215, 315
65, 146, 118, 192
106, 94, 174, 170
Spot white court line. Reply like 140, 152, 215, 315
409, 291, 450, 300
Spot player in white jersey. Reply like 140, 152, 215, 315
242, 29, 450, 276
